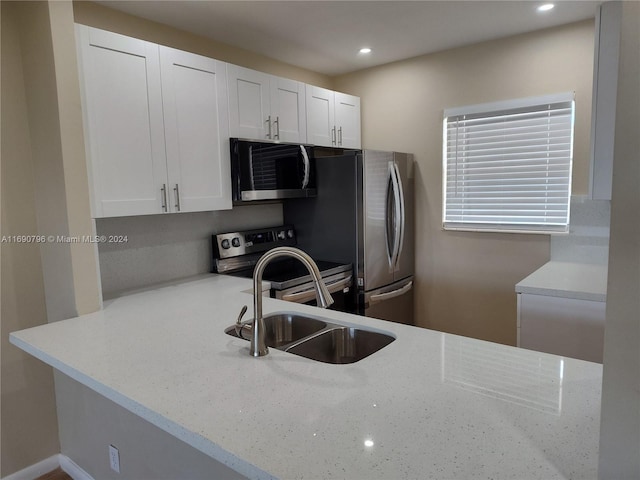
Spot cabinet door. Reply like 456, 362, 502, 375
335, 92, 361, 149
76, 26, 167, 217
518, 293, 605, 363
160, 47, 232, 212
270, 77, 306, 143
227, 65, 271, 140
305, 85, 335, 147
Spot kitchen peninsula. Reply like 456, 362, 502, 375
10, 275, 602, 479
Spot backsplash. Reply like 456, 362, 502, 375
96, 204, 282, 299
551, 196, 611, 264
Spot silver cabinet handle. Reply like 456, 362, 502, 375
173, 184, 181, 211
266, 115, 272, 139
338, 126, 343, 146
331, 126, 336, 145
369, 281, 413, 305
274, 116, 280, 139
161, 184, 168, 212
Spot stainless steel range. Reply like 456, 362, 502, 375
212, 226, 353, 311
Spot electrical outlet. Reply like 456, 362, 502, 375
109, 444, 120, 473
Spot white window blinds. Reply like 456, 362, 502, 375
443, 93, 575, 233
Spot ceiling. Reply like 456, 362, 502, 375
96, 1, 600, 76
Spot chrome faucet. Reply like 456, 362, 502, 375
236, 247, 334, 357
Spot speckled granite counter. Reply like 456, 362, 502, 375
515, 261, 608, 301
11, 275, 602, 479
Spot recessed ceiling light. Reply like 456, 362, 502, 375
537, 3, 555, 12
359, 47, 372, 54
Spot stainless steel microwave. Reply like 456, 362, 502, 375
230, 138, 317, 202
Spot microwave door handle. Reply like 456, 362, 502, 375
392, 162, 405, 269
248, 145, 255, 190
300, 145, 310, 189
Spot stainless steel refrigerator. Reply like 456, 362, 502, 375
283, 150, 414, 325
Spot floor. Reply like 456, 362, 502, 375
35, 468, 73, 480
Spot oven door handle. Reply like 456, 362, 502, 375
281, 275, 352, 303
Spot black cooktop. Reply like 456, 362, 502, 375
228, 258, 351, 290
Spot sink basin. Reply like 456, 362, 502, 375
225, 311, 395, 363
286, 327, 395, 364
262, 313, 327, 348
225, 312, 327, 348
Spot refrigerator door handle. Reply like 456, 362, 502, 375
369, 280, 413, 305
388, 161, 402, 270
392, 161, 406, 270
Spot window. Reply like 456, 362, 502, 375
443, 93, 575, 234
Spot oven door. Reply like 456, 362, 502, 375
231, 138, 317, 201
273, 272, 353, 311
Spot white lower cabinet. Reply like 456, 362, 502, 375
517, 293, 605, 363
306, 85, 361, 149
76, 25, 231, 217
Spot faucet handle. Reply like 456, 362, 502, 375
235, 305, 251, 340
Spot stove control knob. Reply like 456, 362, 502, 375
287, 229, 295, 239
221, 239, 230, 249
277, 231, 286, 240
231, 237, 241, 248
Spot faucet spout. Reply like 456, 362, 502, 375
251, 247, 334, 357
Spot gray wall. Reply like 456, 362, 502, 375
55, 373, 246, 479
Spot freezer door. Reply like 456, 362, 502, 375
363, 277, 414, 325
392, 152, 414, 282
362, 151, 414, 288
362, 151, 395, 290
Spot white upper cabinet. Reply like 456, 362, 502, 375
270, 77, 307, 143
334, 92, 361, 149
160, 47, 231, 212
306, 85, 361, 149
227, 65, 307, 143
306, 86, 335, 147
76, 25, 232, 217
76, 26, 167, 217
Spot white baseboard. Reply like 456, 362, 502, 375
1, 455, 60, 480
2, 454, 93, 480
59, 455, 93, 480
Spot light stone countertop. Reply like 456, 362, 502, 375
10, 274, 602, 479
515, 261, 608, 302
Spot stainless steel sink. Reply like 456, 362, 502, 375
225, 311, 395, 363
263, 313, 328, 348
286, 327, 395, 364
